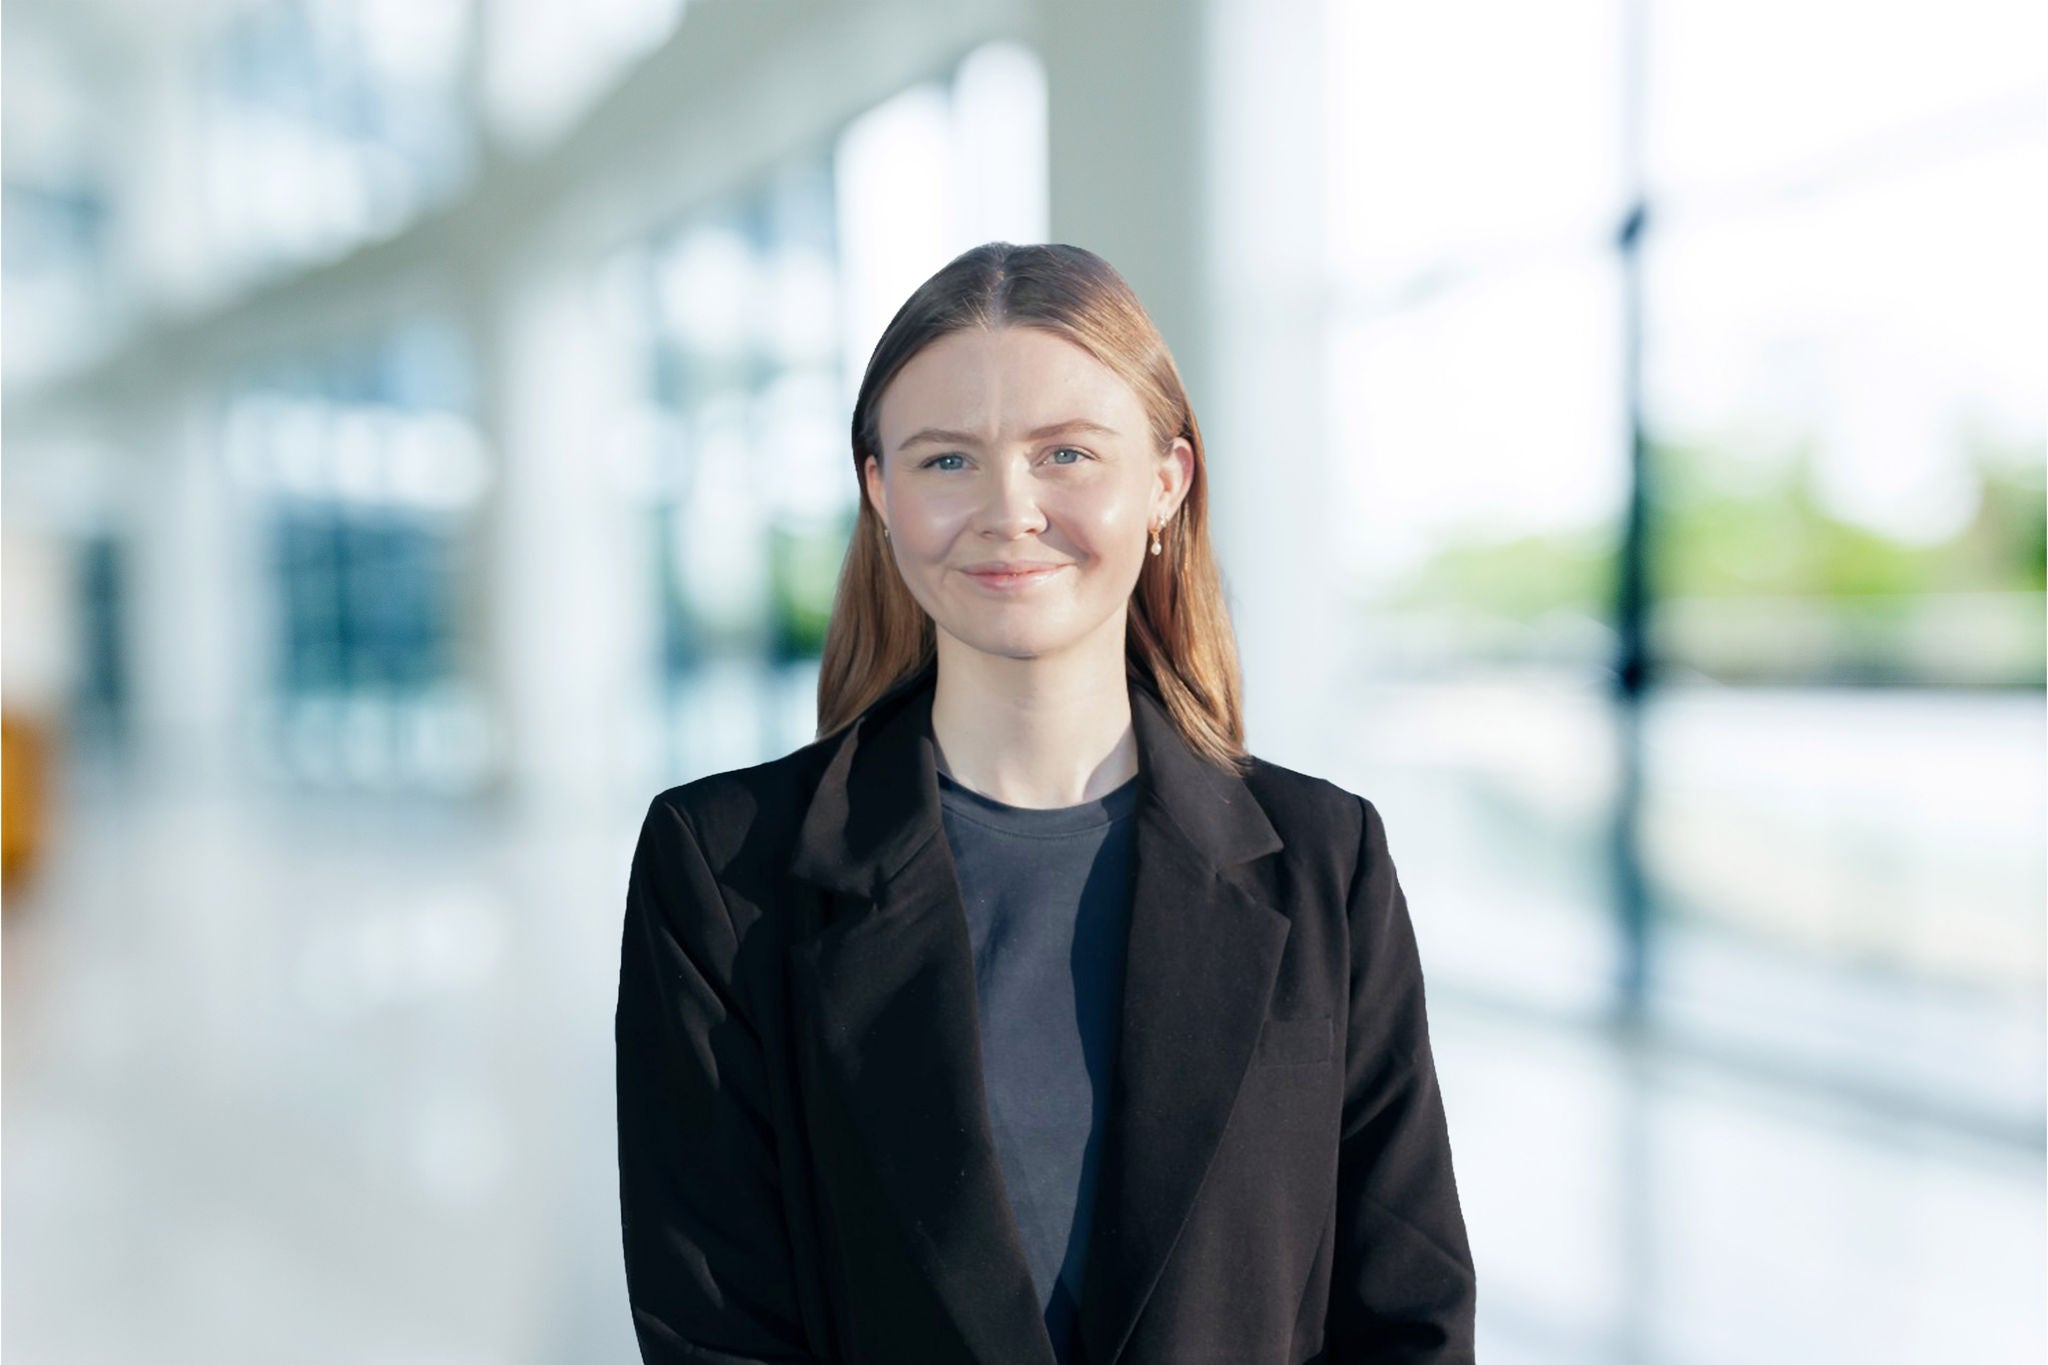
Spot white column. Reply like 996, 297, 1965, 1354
126, 393, 263, 789
1039, 0, 1211, 394
467, 244, 657, 815
1197, 0, 1336, 768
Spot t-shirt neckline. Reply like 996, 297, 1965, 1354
936, 768, 1140, 836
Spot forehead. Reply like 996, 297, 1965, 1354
877, 327, 1145, 445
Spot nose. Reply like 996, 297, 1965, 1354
971, 459, 1048, 539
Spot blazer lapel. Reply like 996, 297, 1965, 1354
1073, 676, 1289, 1365
785, 664, 1289, 1365
786, 666, 1053, 1365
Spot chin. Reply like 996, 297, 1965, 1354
941, 621, 1085, 662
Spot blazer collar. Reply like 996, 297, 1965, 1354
789, 661, 1280, 896
785, 662, 1289, 1365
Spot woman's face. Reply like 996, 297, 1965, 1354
865, 326, 1192, 665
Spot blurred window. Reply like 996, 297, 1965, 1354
225, 318, 493, 792
607, 41, 1049, 777
1325, 0, 2044, 1126
199, 0, 476, 279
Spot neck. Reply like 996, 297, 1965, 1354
928, 634, 1138, 809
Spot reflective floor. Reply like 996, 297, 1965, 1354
4, 695, 2042, 1364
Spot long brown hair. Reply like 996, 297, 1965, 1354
814, 242, 1251, 775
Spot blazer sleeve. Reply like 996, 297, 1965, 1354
616, 793, 831, 1364
1325, 795, 1478, 1362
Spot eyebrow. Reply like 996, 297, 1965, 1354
896, 418, 1121, 452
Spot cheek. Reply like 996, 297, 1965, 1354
890, 490, 961, 546
895, 514, 972, 588
1070, 497, 1147, 557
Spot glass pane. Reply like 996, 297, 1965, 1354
1644, 135, 2046, 685
1646, 0, 2046, 201
1642, 125, 2045, 1131
1330, 251, 1629, 1016
1326, 0, 1628, 293
1331, 253, 1627, 608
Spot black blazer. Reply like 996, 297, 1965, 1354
615, 663, 1476, 1365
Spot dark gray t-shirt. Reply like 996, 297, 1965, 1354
936, 766, 1140, 1364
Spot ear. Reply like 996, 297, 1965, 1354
1157, 437, 1194, 521
863, 453, 886, 522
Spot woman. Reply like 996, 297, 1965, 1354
616, 242, 1476, 1365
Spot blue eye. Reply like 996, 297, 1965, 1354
918, 447, 1092, 471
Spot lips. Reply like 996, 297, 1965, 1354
961, 563, 1067, 588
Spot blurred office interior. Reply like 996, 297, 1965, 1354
2, 0, 2043, 1361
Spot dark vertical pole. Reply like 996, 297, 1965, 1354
1613, 0, 1656, 1027
1614, 8, 1660, 1361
